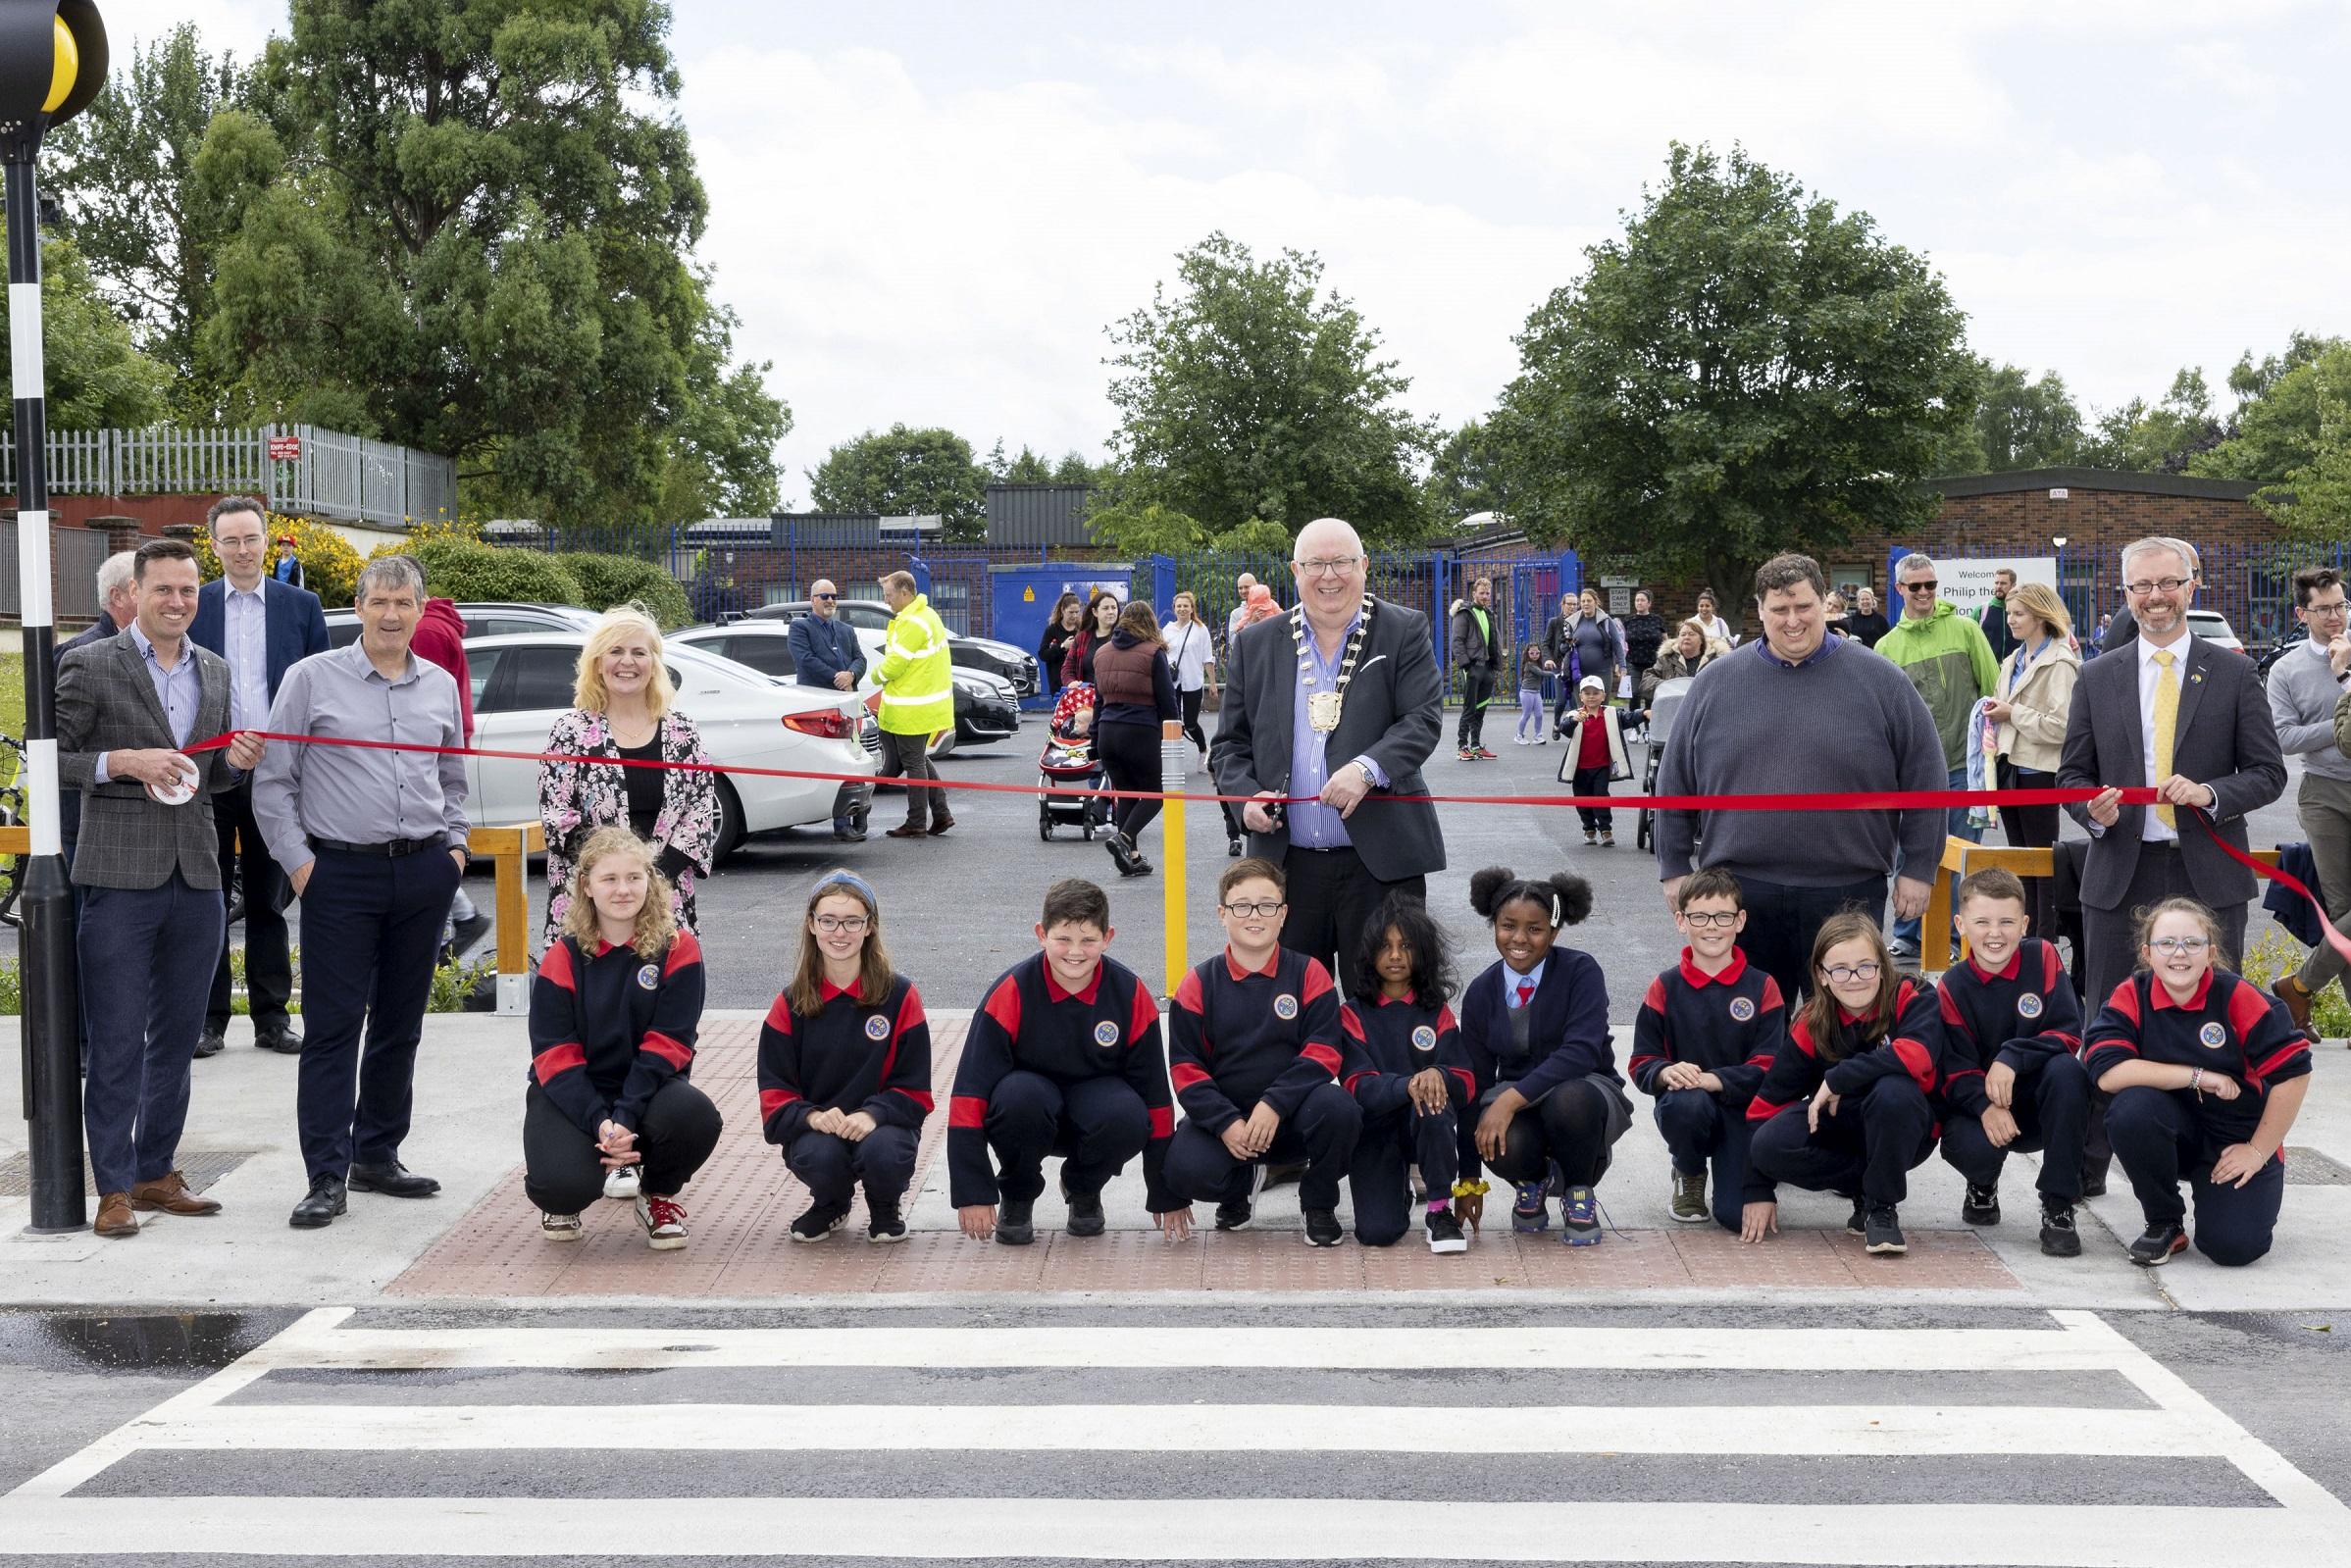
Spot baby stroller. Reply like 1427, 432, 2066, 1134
1634, 676, 1691, 854
1038, 683, 1108, 841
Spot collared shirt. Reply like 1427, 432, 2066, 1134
2135, 631, 2192, 843
1753, 632, 1841, 671
223, 577, 271, 732
1287, 607, 1388, 850
252, 639, 469, 872
91, 621, 202, 784
1505, 957, 1549, 1006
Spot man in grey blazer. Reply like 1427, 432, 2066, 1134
56, 538, 265, 1238
1212, 517, 1445, 998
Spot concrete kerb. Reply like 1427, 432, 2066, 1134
4, 1012, 2348, 1312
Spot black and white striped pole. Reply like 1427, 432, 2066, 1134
2, 0, 106, 1234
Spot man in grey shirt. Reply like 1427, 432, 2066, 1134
2268, 565, 2351, 1033
255, 554, 471, 1231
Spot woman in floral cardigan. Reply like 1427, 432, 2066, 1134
538, 606, 722, 938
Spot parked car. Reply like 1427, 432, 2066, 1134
745, 598, 1042, 698
326, 601, 603, 648
459, 632, 874, 861
2185, 609, 2243, 653
670, 623, 1021, 752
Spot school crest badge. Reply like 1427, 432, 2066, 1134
1411, 1026, 1437, 1050
1273, 993, 1299, 1020
1728, 996, 1757, 1023
636, 964, 660, 990
2199, 1022, 2227, 1049
1094, 1021, 1120, 1046
2017, 993, 2043, 1020
864, 1015, 891, 1041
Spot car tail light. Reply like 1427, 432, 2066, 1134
783, 709, 852, 739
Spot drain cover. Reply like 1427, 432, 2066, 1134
2283, 1146, 2351, 1187
0, 1148, 258, 1198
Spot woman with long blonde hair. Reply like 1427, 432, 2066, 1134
1981, 581, 2080, 937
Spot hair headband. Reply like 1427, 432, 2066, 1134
811, 869, 877, 905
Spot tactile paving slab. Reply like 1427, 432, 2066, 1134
0, 1146, 257, 1198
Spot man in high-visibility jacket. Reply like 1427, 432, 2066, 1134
875, 569, 956, 837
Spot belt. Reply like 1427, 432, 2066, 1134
310, 835, 446, 858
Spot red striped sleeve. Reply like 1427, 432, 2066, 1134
762, 993, 792, 1035
1172, 968, 1205, 1014
532, 1041, 586, 1084
1339, 1006, 1366, 1042
1448, 1065, 1476, 1097
1301, 960, 1335, 1004
1129, 977, 1159, 1041
759, 1087, 800, 1118
1891, 1037, 1935, 1094
538, 939, 578, 992
897, 986, 929, 1034
894, 1087, 937, 1113
1171, 1062, 1212, 1092
639, 1031, 691, 1070
663, 929, 702, 978
1641, 976, 1666, 1013
1344, 1070, 1374, 1092
2040, 942, 2061, 992
1758, 975, 1785, 1013
2250, 1044, 2304, 1081
1302, 1041, 1342, 1078
948, 1094, 989, 1129
1789, 1021, 1818, 1058
1148, 1105, 1173, 1138
2223, 977, 2275, 1044
1438, 1005, 1459, 1034
983, 977, 1021, 1038
2106, 981, 2141, 1027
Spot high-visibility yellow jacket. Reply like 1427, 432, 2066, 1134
876, 593, 953, 735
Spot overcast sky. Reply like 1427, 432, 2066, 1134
108, 1, 2351, 504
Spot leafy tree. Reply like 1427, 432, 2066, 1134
808, 425, 988, 540
1490, 143, 1977, 608
655, 295, 791, 520
1103, 231, 1438, 546
1085, 499, 1210, 557
1428, 419, 1511, 521
2192, 335, 2351, 484
2226, 330, 2336, 406
0, 223, 172, 427
1965, 363, 2085, 472
987, 440, 1103, 486
2076, 369, 2225, 473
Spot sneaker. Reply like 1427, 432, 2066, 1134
1962, 1184, 2002, 1227
790, 1198, 850, 1242
1303, 1207, 1344, 1247
1425, 1208, 1468, 1254
1583, 830, 1597, 845
2128, 1220, 2188, 1267
539, 1210, 583, 1242
1845, 1195, 1868, 1235
1534, 733, 1550, 745
1214, 1197, 1254, 1231
2080, 1164, 2109, 1199
1668, 1169, 1708, 1223
1886, 938, 1919, 961
865, 1195, 906, 1243
2039, 1202, 2081, 1258
603, 1164, 641, 1200
1457, 747, 1477, 762
1473, 746, 1498, 760
1226, 835, 1244, 858
1510, 1180, 1550, 1233
1864, 1204, 1906, 1255
996, 1196, 1037, 1246
637, 1193, 688, 1251
1061, 1178, 1106, 1238
1560, 1185, 1602, 1245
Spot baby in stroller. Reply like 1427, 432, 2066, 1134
1038, 683, 1109, 840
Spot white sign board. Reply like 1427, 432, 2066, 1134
1890, 552, 2057, 619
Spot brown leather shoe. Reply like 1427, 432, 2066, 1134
883, 824, 928, 838
2273, 975, 2315, 1034
92, 1192, 139, 1239
130, 1171, 223, 1217
927, 817, 955, 836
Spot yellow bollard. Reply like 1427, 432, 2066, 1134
1160, 722, 1188, 994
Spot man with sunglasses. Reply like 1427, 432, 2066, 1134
1876, 553, 2001, 958
788, 580, 869, 841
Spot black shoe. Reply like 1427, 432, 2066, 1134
1226, 835, 1244, 858
2129, 1220, 2188, 1266
194, 1031, 226, 1060
1864, 1204, 1907, 1255
1104, 833, 1141, 877
996, 1196, 1036, 1246
1303, 1207, 1344, 1247
1425, 1209, 1468, 1254
1846, 1195, 1868, 1236
833, 826, 868, 843
1214, 1197, 1253, 1232
2039, 1202, 2082, 1257
1061, 1179, 1105, 1238
1962, 1184, 2001, 1226
253, 1024, 303, 1055
346, 1161, 440, 1198
289, 1173, 346, 1229
865, 1195, 905, 1243
2080, 1165, 2109, 1199
790, 1199, 850, 1242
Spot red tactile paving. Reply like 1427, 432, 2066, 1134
393, 1018, 2022, 1298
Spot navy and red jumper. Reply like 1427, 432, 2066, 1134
2082, 970, 2312, 1147
1457, 947, 1620, 1101
1746, 976, 1942, 1125
756, 975, 934, 1142
1339, 989, 1475, 1117
1935, 937, 2082, 1119
947, 952, 1172, 1209
527, 930, 705, 1138
1627, 946, 1783, 1108
1168, 946, 1345, 1127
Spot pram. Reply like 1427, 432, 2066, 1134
1634, 676, 1691, 854
1038, 683, 1108, 841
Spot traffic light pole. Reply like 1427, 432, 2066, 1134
8, 149, 84, 1233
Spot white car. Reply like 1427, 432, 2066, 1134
670, 622, 1020, 758
2185, 609, 2243, 652
460, 632, 875, 860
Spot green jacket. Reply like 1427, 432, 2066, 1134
1875, 600, 2000, 771
876, 593, 953, 735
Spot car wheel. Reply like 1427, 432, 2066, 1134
712, 778, 746, 865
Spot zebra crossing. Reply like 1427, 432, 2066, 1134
2, 1307, 2346, 1565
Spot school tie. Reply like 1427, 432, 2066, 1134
2151, 649, 2179, 831
1515, 981, 1534, 1010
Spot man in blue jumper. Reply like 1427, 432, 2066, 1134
788, 579, 869, 841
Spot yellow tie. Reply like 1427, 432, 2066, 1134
2152, 649, 2178, 830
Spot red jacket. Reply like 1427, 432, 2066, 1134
411, 597, 475, 741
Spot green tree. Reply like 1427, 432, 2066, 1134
0, 223, 172, 427
1428, 419, 1511, 521
2192, 335, 2351, 483
1103, 232, 1438, 546
2076, 369, 2224, 473
808, 425, 989, 540
1084, 499, 1210, 557
1965, 363, 2084, 472
1490, 143, 1977, 606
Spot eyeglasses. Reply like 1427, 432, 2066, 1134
1820, 961, 1881, 984
1221, 899, 1285, 918
2148, 936, 2211, 956
811, 915, 869, 934
1680, 911, 1740, 930
2123, 577, 2191, 597
1295, 557, 1363, 578
2305, 600, 2349, 618
811, 593, 837, 601
1903, 581, 1938, 593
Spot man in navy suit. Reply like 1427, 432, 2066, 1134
189, 496, 330, 1057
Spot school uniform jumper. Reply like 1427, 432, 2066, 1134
1746, 978, 1943, 1209
1457, 950, 1632, 1189
1340, 991, 1477, 1245
947, 954, 1177, 1211
1164, 948, 1363, 1211
2083, 971, 2311, 1266
524, 931, 722, 1214
1935, 938, 2090, 1206
1628, 947, 1785, 1232
757, 976, 934, 1209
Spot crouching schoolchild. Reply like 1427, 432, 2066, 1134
1341, 893, 1475, 1253
1746, 913, 1942, 1256
1629, 869, 1784, 1238
2083, 898, 2311, 1268
949, 879, 1187, 1245
1459, 867, 1630, 1245
1165, 858, 1361, 1247
525, 828, 720, 1250
1935, 869, 2090, 1257
757, 872, 932, 1243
